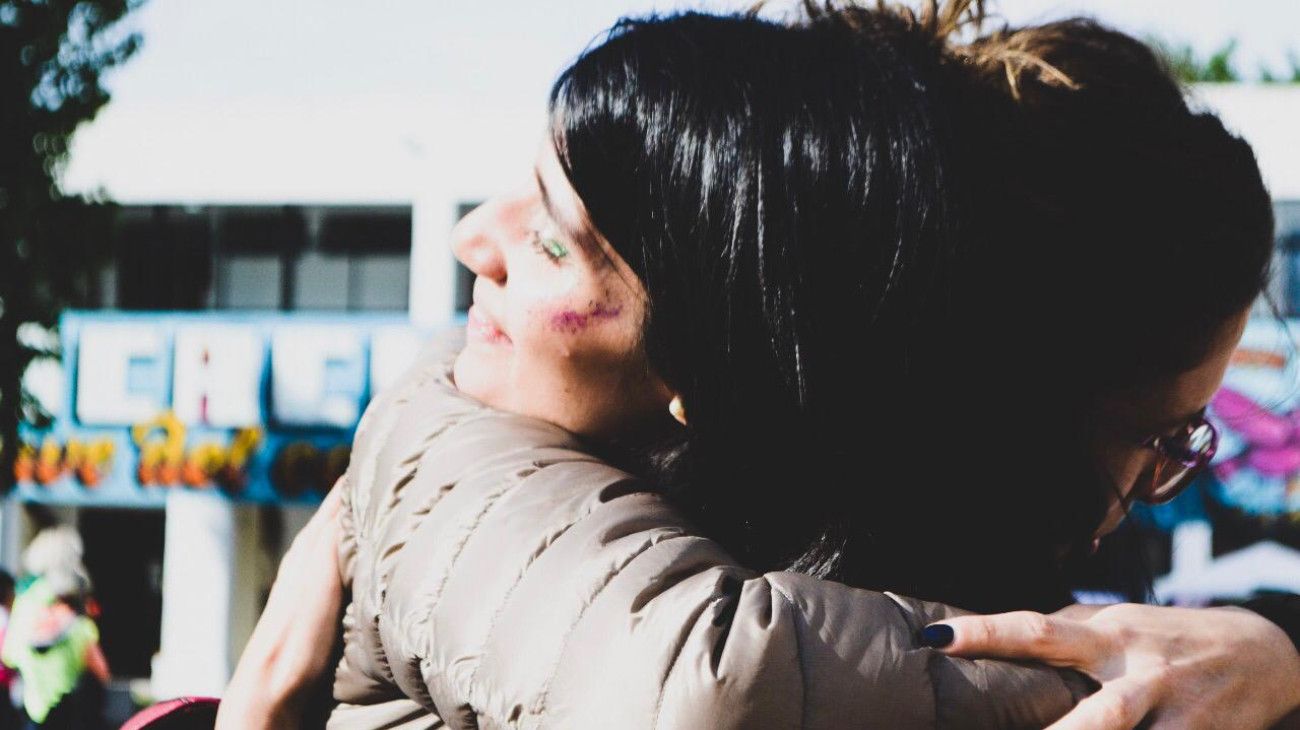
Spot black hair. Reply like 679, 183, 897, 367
548, 9, 1273, 612
958, 19, 1273, 388
551, 8, 1060, 610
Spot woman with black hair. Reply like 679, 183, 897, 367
217, 4, 1300, 729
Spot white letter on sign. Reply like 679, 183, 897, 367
76, 324, 167, 425
173, 327, 264, 427
270, 327, 365, 428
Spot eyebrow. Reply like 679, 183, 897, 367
535, 168, 574, 234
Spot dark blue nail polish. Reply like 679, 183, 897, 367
920, 623, 954, 648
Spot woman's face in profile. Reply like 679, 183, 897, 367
451, 139, 673, 439
1091, 307, 1250, 539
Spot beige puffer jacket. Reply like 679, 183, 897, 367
329, 335, 1090, 729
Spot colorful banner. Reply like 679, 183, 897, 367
1205, 317, 1300, 519
14, 312, 440, 506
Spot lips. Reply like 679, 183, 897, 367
467, 305, 511, 345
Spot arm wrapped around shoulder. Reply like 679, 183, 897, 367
338, 341, 1090, 729
373, 467, 1089, 729
505, 503, 1091, 729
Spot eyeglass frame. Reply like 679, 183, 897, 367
1136, 408, 1218, 505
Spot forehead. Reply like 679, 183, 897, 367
1099, 309, 1248, 435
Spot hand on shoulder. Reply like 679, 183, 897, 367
928, 602, 1300, 729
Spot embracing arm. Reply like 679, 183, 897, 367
326, 342, 1091, 729
216, 484, 346, 730
537, 538, 1093, 730
348, 413, 1090, 729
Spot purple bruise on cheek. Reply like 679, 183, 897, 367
550, 302, 623, 334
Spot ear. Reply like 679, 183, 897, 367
668, 395, 687, 426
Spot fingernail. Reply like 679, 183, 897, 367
920, 623, 954, 648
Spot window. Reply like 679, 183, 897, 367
453, 202, 482, 314
1277, 201, 1300, 315
108, 205, 414, 312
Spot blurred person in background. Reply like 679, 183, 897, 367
15, 529, 87, 598
220, 2, 1300, 729
3, 529, 109, 730
0, 570, 20, 730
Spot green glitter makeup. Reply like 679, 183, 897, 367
534, 232, 570, 262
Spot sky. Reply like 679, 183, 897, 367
60, 1, 1300, 208
98, 0, 1300, 109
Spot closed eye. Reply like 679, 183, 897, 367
532, 230, 569, 262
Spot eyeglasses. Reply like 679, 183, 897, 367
1138, 409, 1218, 504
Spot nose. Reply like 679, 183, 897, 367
450, 197, 511, 284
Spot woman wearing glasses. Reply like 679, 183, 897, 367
907, 19, 1299, 724
218, 4, 1300, 729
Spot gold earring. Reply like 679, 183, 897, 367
668, 396, 687, 426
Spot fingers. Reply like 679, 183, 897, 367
1046, 677, 1156, 730
925, 611, 1103, 667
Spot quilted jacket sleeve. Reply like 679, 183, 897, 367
331, 339, 1090, 729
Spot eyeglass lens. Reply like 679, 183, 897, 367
1146, 421, 1217, 503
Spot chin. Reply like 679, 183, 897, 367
452, 347, 507, 407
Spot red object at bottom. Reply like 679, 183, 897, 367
120, 697, 219, 730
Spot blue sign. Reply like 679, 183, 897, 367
15, 311, 442, 507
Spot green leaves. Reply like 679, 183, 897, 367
1146, 36, 1242, 83
1147, 34, 1300, 85
0, 0, 144, 487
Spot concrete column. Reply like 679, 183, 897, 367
409, 171, 457, 328
226, 504, 270, 685
152, 491, 244, 699
0, 497, 29, 574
